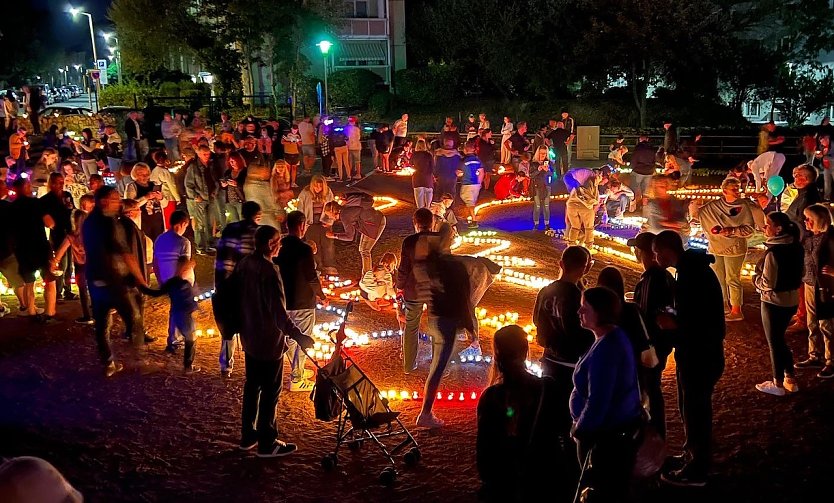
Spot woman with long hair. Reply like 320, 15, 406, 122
531, 145, 554, 230
477, 325, 562, 502
500, 116, 514, 164
74, 128, 100, 179
297, 174, 336, 275
754, 212, 803, 395
411, 139, 434, 208
571, 287, 642, 500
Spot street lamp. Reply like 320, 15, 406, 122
58, 68, 67, 86
317, 40, 333, 114
70, 5, 98, 110
103, 32, 123, 85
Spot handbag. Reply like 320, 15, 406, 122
631, 418, 666, 479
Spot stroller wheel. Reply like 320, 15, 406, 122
321, 453, 337, 471
379, 467, 397, 486
348, 440, 363, 452
404, 448, 420, 466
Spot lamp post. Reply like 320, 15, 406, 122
70, 6, 98, 110
58, 68, 66, 86
103, 32, 123, 85
317, 40, 332, 115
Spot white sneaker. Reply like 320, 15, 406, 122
19, 307, 45, 317
783, 377, 800, 393
289, 379, 314, 392
415, 412, 445, 429
755, 380, 786, 396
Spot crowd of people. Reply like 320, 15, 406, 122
3, 104, 834, 501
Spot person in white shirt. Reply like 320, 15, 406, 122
748, 150, 786, 193
392, 113, 408, 148
160, 112, 182, 161
297, 116, 317, 173
500, 116, 514, 164
345, 116, 362, 180
153, 210, 192, 350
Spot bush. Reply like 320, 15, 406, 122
100, 82, 156, 108
367, 90, 393, 117
158, 81, 180, 97
328, 69, 383, 109
395, 65, 461, 106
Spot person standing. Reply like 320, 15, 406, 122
0, 179, 27, 315
630, 133, 656, 208
463, 114, 479, 141
82, 187, 150, 377
323, 199, 386, 275
220, 151, 247, 224
281, 124, 302, 188
397, 209, 438, 373
559, 109, 576, 167
214, 201, 262, 378
794, 204, 834, 379
504, 122, 530, 168
123, 111, 144, 162
317, 119, 334, 180
476, 129, 496, 190
153, 210, 192, 352
185, 146, 219, 255
3, 91, 19, 133
653, 230, 725, 487
124, 162, 168, 243
275, 211, 327, 392
697, 177, 759, 321
459, 140, 483, 229
11, 177, 57, 323
161, 112, 182, 162
392, 113, 409, 149
546, 121, 571, 176
150, 150, 181, 230
499, 116, 514, 164
346, 116, 363, 180
328, 121, 350, 182
22, 85, 43, 135
661, 120, 678, 157
531, 146, 554, 230
754, 212, 803, 395
39, 172, 75, 307
564, 168, 599, 249
433, 138, 461, 200
478, 113, 490, 132
297, 116, 317, 175
9, 127, 29, 175
571, 287, 642, 501
411, 139, 434, 208
231, 225, 314, 457
296, 175, 337, 275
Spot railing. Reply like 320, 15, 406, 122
337, 17, 389, 38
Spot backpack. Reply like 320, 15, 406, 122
342, 191, 375, 209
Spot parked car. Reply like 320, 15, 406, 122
41, 106, 94, 117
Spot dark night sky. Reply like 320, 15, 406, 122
32, 0, 114, 59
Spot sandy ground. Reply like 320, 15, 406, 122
1, 169, 832, 503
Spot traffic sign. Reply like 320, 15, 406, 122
96, 59, 107, 71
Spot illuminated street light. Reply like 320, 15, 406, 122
102, 32, 123, 85
317, 40, 333, 114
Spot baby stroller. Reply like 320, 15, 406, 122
309, 302, 421, 485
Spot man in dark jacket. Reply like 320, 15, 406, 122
231, 225, 314, 458
533, 246, 594, 435
629, 231, 676, 436
631, 133, 657, 208
396, 208, 439, 373
275, 211, 326, 391
653, 230, 725, 487
214, 201, 262, 377
434, 138, 462, 199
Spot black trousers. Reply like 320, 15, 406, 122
576, 425, 640, 503
761, 302, 797, 382
89, 283, 144, 365
643, 346, 671, 437
676, 353, 724, 478
241, 354, 284, 449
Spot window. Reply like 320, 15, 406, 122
355, 0, 368, 17
747, 102, 761, 117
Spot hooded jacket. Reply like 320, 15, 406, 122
698, 197, 757, 256
755, 234, 803, 307
673, 249, 725, 365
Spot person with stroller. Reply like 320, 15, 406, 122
230, 225, 315, 458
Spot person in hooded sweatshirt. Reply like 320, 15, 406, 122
652, 230, 725, 487
697, 177, 761, 322
433, 138, 462, 201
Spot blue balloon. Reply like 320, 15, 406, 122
767, 175, 785, 197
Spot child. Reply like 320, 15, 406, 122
258, 126, 273, 162
359, 252, 398, 311
282, 124, 302, 187
143, 257, 201, 373
51, 210, 92, 324
517, 152, 532, 176
430, 193, 459, 235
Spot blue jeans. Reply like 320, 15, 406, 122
632, 173, 653, 203
186, 199, 211, 251
124, 138, 138, 162
286, 309, 315, 381
533, 191, 550, 226
164, 138, 180, 161
605, 194, 630, 218
212, 193, 227, 232
225, 201, 243, 223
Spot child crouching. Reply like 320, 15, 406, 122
143, 257, 200, 373
359, 252, 398, 311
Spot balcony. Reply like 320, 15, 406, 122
338, 17, 389, 39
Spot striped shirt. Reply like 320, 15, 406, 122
215, 220, 258, 280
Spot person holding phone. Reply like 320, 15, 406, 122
124, 162, 168, 242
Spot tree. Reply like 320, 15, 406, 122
573, 0, 732, 128
717, 41, 783, 113
757, 62, 834, 127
